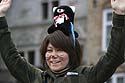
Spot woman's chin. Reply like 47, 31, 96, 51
50, 67, 63, 72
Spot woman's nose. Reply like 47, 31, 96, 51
51, 51, 58, 58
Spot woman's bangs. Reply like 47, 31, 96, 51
49, 31, 67, 49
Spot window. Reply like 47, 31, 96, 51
19, 49, 41, 67
117, 77, 124, 83
102, 9, 112, 51
42, 2, 48, 19
28, 51, 35, 65
41, 0, 59, 20
106, 73, 125, 83
52, 1, 59, 7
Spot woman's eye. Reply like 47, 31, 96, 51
47, 49, 52, 52
57, 48, 63, 51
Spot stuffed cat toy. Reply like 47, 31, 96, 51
47, 6, 78, 46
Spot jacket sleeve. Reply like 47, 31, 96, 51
0, 17, 43, 83
84, 13, 125, 83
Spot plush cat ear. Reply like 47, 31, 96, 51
70, 6, 75, 13
48, 6, 79, 40
53, 7, 58, 13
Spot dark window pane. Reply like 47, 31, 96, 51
42, 2, 48, 19
28, 51, 35, 65
117, 77, 124, 83
52, 1, 59, 7
107, 13, 112, 21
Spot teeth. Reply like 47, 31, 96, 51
51, 61, 60, 64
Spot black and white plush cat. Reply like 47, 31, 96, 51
47, 6, 78, 39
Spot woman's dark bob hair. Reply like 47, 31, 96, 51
40, 30, 82, 70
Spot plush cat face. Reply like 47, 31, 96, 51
48, 6, 78, 38
53, 6, 75, 26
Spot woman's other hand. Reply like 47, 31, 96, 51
111, 0, 125, 15
0, 0, 12, 17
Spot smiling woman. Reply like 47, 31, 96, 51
0, 0, 125, 83
40, 30, 82, 72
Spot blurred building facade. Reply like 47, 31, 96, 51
0, 0, 125, 83
87, 0, 125, 83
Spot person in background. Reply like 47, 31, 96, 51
0, 0, 125, 83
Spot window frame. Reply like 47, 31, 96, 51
106, 73, 125, 83
102, 8, 112, 51
19, 47, 41, 67
41, 0, 59, 20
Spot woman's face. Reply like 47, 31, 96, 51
45, 43, 69, 72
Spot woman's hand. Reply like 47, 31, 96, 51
111, 0, 125, 15
0, 0, 12, 17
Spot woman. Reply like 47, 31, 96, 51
0, 0, 125, 83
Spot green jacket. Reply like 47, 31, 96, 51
0, 13, 125, 83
